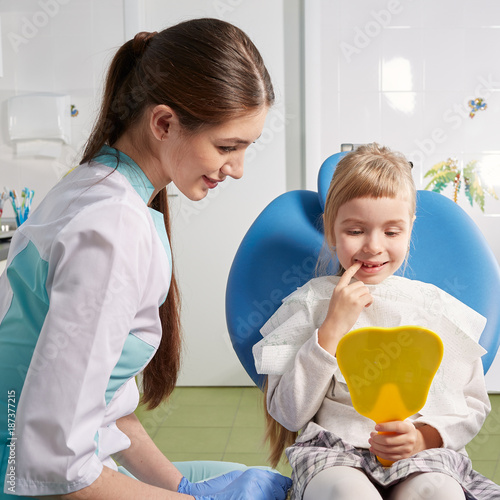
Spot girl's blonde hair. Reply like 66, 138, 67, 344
324, 143, 416, 252
264, 143, 416, 467
317, 143, 416, 276
264, 379, 298, 468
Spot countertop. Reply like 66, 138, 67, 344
0, 219, 16, 261
0, 239, 10, 261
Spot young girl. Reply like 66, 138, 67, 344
253, 144, 500, 500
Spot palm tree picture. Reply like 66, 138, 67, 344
424, 158, 498, 212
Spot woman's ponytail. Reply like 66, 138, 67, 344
142, 188, 182, 409
80, 31, 156, 164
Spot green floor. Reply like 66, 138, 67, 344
135, 388, 500, 482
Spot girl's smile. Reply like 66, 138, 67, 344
354, 260, 389, 273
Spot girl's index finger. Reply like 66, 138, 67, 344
337, 262, 362, 289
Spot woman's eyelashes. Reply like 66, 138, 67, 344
218, 140, 257, 153
218, 145, 237, 153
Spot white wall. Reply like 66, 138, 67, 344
486, 349, 500, 394
304, 0, 500, 258
304, 0, 500, 391
0, 0, 125, 217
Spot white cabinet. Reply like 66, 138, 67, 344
0, 261, 6, 274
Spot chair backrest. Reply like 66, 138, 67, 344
226, 153, 500, 387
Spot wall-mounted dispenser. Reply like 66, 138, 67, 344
8, 93, 71, 158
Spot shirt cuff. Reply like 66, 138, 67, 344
311, 328, 338, 365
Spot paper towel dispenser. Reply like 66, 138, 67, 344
7, 93, 71, 157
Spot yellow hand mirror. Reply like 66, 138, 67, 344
337, 326, 443, 467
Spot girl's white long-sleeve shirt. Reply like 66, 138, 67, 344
259, 276, 491, 454
0, 146, 171, 497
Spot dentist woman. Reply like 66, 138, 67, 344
0, 18, 291, 500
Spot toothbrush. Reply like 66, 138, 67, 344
21, 188, 34, 223
9, 189, 21, 226
2, 188, 35, 226
0, 192, 8, 220
21, 189, 27, 223
1, 190, 9, 222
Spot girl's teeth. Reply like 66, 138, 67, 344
355, 261, 382, 268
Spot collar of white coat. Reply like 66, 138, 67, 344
94, 145, 155, 205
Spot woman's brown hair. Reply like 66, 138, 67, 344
80, 18, 274, 409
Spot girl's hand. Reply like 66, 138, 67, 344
368, 421, 420, 462
318, 262, 373, 355
368, 421, 442, 462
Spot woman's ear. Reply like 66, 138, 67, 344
149, 105, 179, 142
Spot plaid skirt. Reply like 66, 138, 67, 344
286, 429, 500, 500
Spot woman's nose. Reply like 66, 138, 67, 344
221, 156, 244, 180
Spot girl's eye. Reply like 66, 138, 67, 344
219, 146, 237, 153
385, 231, 401, 237
347, 230, 363, 236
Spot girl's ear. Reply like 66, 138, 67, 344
149, 105, 179, 141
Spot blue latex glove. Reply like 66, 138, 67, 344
177, 470, 244, 496
179, 469, 292, 500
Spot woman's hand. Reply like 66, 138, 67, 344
368, 421, 443, 462
177, 471, 244, 496
318, 262, 373, 356
183, 469, 292, 500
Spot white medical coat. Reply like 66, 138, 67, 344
0, 146, 171, 497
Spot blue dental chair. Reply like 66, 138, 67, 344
226, 152, 500, 388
